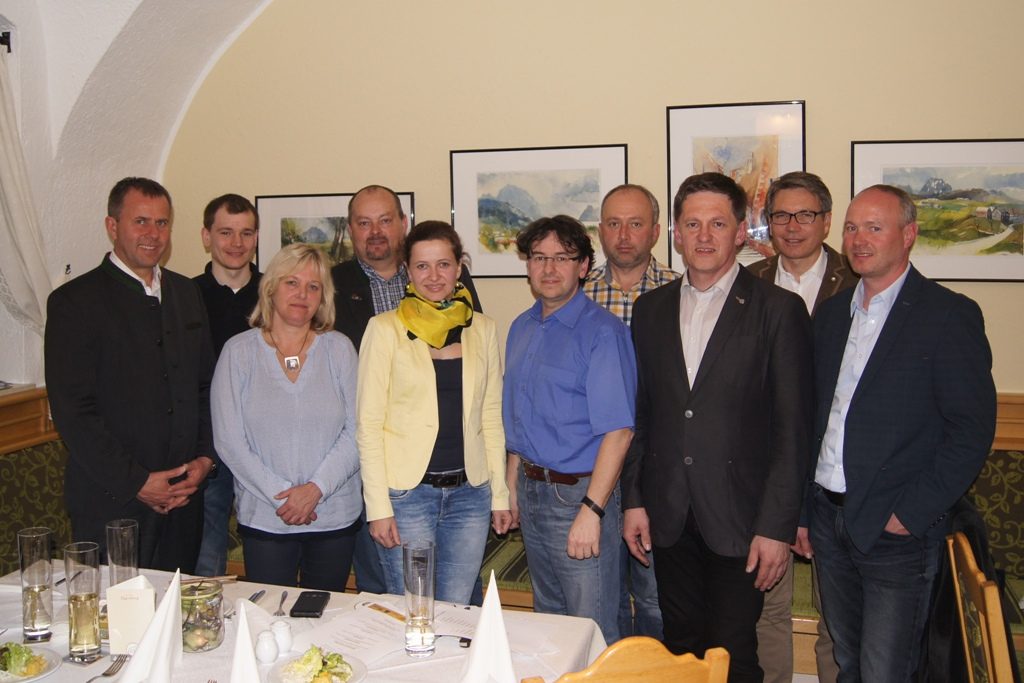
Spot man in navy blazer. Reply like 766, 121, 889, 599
805, 185, 996, 681
623, 173, 813, 682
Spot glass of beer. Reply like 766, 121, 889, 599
64, 541, 102, 663
18, 527, 53, 642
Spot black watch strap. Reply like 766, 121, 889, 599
581, 495, 605, 519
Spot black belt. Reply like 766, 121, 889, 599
521, 461, 591, 485
822, 488, 846, 507
421, 470, 468, 488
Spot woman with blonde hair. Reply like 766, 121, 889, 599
212, 243, 360, 590
358, 221, 510, 604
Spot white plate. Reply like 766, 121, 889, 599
0, 645, 62, 682
268, 652, 367, 683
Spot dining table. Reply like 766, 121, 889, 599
0, 565, 606, 682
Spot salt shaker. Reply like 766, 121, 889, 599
270, 620, 292, 653
255, 630, 279, 663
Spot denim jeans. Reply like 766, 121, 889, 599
618, 539, 664, 638
195, 466, 234, 576
517, 468, 621, 643
353, 508, 388, 593
810, 486, 941, 683
377, 479, 491, 604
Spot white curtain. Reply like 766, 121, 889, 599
0, 48, 50, 336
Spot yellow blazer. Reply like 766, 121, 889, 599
356, 310, 509, 521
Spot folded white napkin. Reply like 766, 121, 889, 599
229, 597, 261, 683
458, 571, 515, 683
117, 569, 183, 683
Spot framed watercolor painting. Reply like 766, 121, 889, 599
450, 144, 627, 277
667, 101, 805, 267
255, 191, 415, 270
852, 138, 1024, 281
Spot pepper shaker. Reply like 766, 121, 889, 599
271, 620, 293, 653
255, 630, 279, 663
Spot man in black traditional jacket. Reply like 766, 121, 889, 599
45, 177, 217, 573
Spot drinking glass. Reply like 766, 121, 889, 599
402, 540, 436, 657
17, 527, 53, 642
64, 541, 102, 663
105, 518, 139, 587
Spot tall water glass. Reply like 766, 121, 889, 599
64, 541, 102, 663
17, 527, 53, 642
105, 518, 139, 587
403, 540, 436, 657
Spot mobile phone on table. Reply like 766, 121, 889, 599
290, 590, 331, 618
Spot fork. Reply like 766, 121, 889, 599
273, 590, 289, 616
85, 654, 130, 682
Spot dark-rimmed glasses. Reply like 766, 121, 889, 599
769, 210, 827, 225
528, 254, 582, 266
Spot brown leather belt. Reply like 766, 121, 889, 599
822, 488, 846, 507
522, 461, 592, 485
421, 470, 468, 488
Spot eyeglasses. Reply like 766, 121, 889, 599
528, 254, 581, 266
769, 210, 827, 225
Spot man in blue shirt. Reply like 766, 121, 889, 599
504, 215, 637, 643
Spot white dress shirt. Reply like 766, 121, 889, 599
815, 265, 911, 492
678, 262, 740, 387
775, 247, 827, 315
109, 251, 162, 301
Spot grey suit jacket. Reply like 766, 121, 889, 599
747, 244, 858, 316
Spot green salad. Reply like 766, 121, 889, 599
280, 644, 353, 683
0, 642, 46, 677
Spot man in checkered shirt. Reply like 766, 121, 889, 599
583, 183, 679, 638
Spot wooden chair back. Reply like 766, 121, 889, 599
947, 531, 1014, 683
521, 637, 729, 683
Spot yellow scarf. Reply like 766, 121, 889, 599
396, 282, 474, 349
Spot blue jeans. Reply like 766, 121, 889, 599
377, 479, 491, 604
195, 466, 234, 576
517, 468, 621, 643
353, 508, 387, 593
810, 486, 941, 683
617, 533, 663, 638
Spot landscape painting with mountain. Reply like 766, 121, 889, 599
280, 215, 351, 264
883, 165, 1024, 257
476, 169, 602, 254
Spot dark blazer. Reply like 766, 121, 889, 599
331, 259, 482, 350
747, 244, 858, 315
622, 266, 814, 556
45, 255, 216, 525
811, 266, 996, 553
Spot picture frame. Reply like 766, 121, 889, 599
450, 144, 628, 277
667, 100, 805, 267
255, 192, 415, 270
852, 139, 1024, 281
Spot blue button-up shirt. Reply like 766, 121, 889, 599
503, 290, 637, 473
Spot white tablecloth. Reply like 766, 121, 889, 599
0, 567, 606, 682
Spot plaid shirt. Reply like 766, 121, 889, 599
359, 260, 409, 314
583, 257, 681, 327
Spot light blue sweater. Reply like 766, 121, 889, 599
212, 328, 361, 534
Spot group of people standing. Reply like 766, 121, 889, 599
45, 170, 996, 683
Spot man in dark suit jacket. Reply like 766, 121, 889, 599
807, 185, 996, 681
331, 185, 480, 351
45, 177, 216, 573
330, 185, 481, 593
748, 172, 858, 683
623, 173, 813, 683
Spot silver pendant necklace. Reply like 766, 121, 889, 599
269, 328, 312, 372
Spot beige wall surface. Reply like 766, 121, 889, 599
163, 0, 1024, 390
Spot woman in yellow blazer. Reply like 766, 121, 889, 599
357, 221, 511, 604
